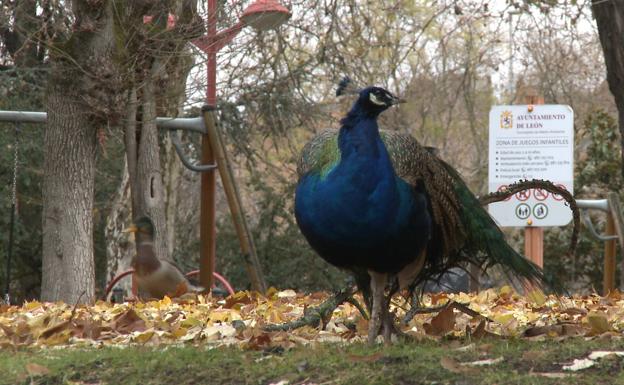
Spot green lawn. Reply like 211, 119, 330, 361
2, 337, 624, 385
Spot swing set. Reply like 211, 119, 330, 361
3, 122, 19, 304
1, 110, 265, 303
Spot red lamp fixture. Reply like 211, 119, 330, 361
241, 0, 291, 31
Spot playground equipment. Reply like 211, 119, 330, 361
104, 269, 235, 301
0, 110, 264, 301
3, 122, 19, 304
577, 194, 624, 294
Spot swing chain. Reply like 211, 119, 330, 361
4, 123, 19, 305
11, 123, 19, 208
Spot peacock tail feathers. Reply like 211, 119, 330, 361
297, 128, 546, 288
378, 130, 464, 260
436, 160, 545, 286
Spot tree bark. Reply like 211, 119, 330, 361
104, 161, 134, 297
592, 1, 624, 177
134, 58, 169, 259
163, 134, 181, 258
42, 87, 97, 303
41, 0, 118, 303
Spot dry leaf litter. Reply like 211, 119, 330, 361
2, 286, 624, 350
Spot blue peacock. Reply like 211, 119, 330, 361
294, 78, 545, 344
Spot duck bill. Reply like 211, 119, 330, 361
122, 225, 138, 233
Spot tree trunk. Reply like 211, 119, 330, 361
107, 1, 199, 284
592, 1, 624, 177
41, 0, 118, 303
104, 161, 134, 297
42, 87, 97, 303
164, 134, 181, 258
134, 58, 169, 260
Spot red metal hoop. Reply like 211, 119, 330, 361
104, 268, 235, 300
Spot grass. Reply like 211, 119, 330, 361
2, 337, 624, 385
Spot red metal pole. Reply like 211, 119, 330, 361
206, 0, 217, 106
200, 0, 218, 290
522, 93, 545, 269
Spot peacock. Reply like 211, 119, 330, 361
294, 78, 546, 344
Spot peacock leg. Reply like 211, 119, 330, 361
368, 270, 387, 344
380, 289, 404, 344
381, 300, 393, 344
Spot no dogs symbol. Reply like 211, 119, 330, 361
515, 190, 530, 201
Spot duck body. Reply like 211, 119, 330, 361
132, 241, 191, 299
127, 217, 199, 299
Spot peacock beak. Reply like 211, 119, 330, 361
123, 225, 138, 233
391, 96, 406, 105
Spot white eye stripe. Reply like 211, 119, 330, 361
369, 92, 385, 106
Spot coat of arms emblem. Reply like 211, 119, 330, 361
500, 111, 513, 129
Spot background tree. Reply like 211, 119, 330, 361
592, 0, 624, 177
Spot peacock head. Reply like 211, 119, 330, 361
124, 216, 155, 237
357, 86, 404, 113
336, 77, 404, 116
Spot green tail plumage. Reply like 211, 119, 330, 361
299, 128, 552, 291
443, 161, 545, 287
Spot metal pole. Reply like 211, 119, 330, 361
0, 111, 207, 133
604, 212, 616, 294
522, 92, 545, 269
199, 0, 218, 290
202, 108, 266, 292
607, 192, 624, 291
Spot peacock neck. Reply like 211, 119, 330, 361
338, 105, 385, 160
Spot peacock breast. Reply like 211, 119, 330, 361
295, 163, 430, 273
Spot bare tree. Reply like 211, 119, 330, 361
592, 0, 624, 177
41, 1, 119, 303
40, 0, 199, 302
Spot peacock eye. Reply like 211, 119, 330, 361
369, 92, 386, 106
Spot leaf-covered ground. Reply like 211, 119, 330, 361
2, 287, 624, 349
0, 287, 624, 385
3, 288, 624, 384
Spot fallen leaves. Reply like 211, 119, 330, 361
423, 306, 455, 336
463, 356, 504, 366
1, 288, 624, 349
440, 356, 503, 374
440, 356, 474, 374
523, 323, 583, 338
587, 311, 612, 334
562, 350, 624, 371
563, 358, 596, 371
588, 350, 624, 359
530, 371, 573, 378
112, 308, 146, 334
25, 363, 50, 376
348, 352, 384, 362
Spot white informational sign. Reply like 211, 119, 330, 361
488, 104, 574, 227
